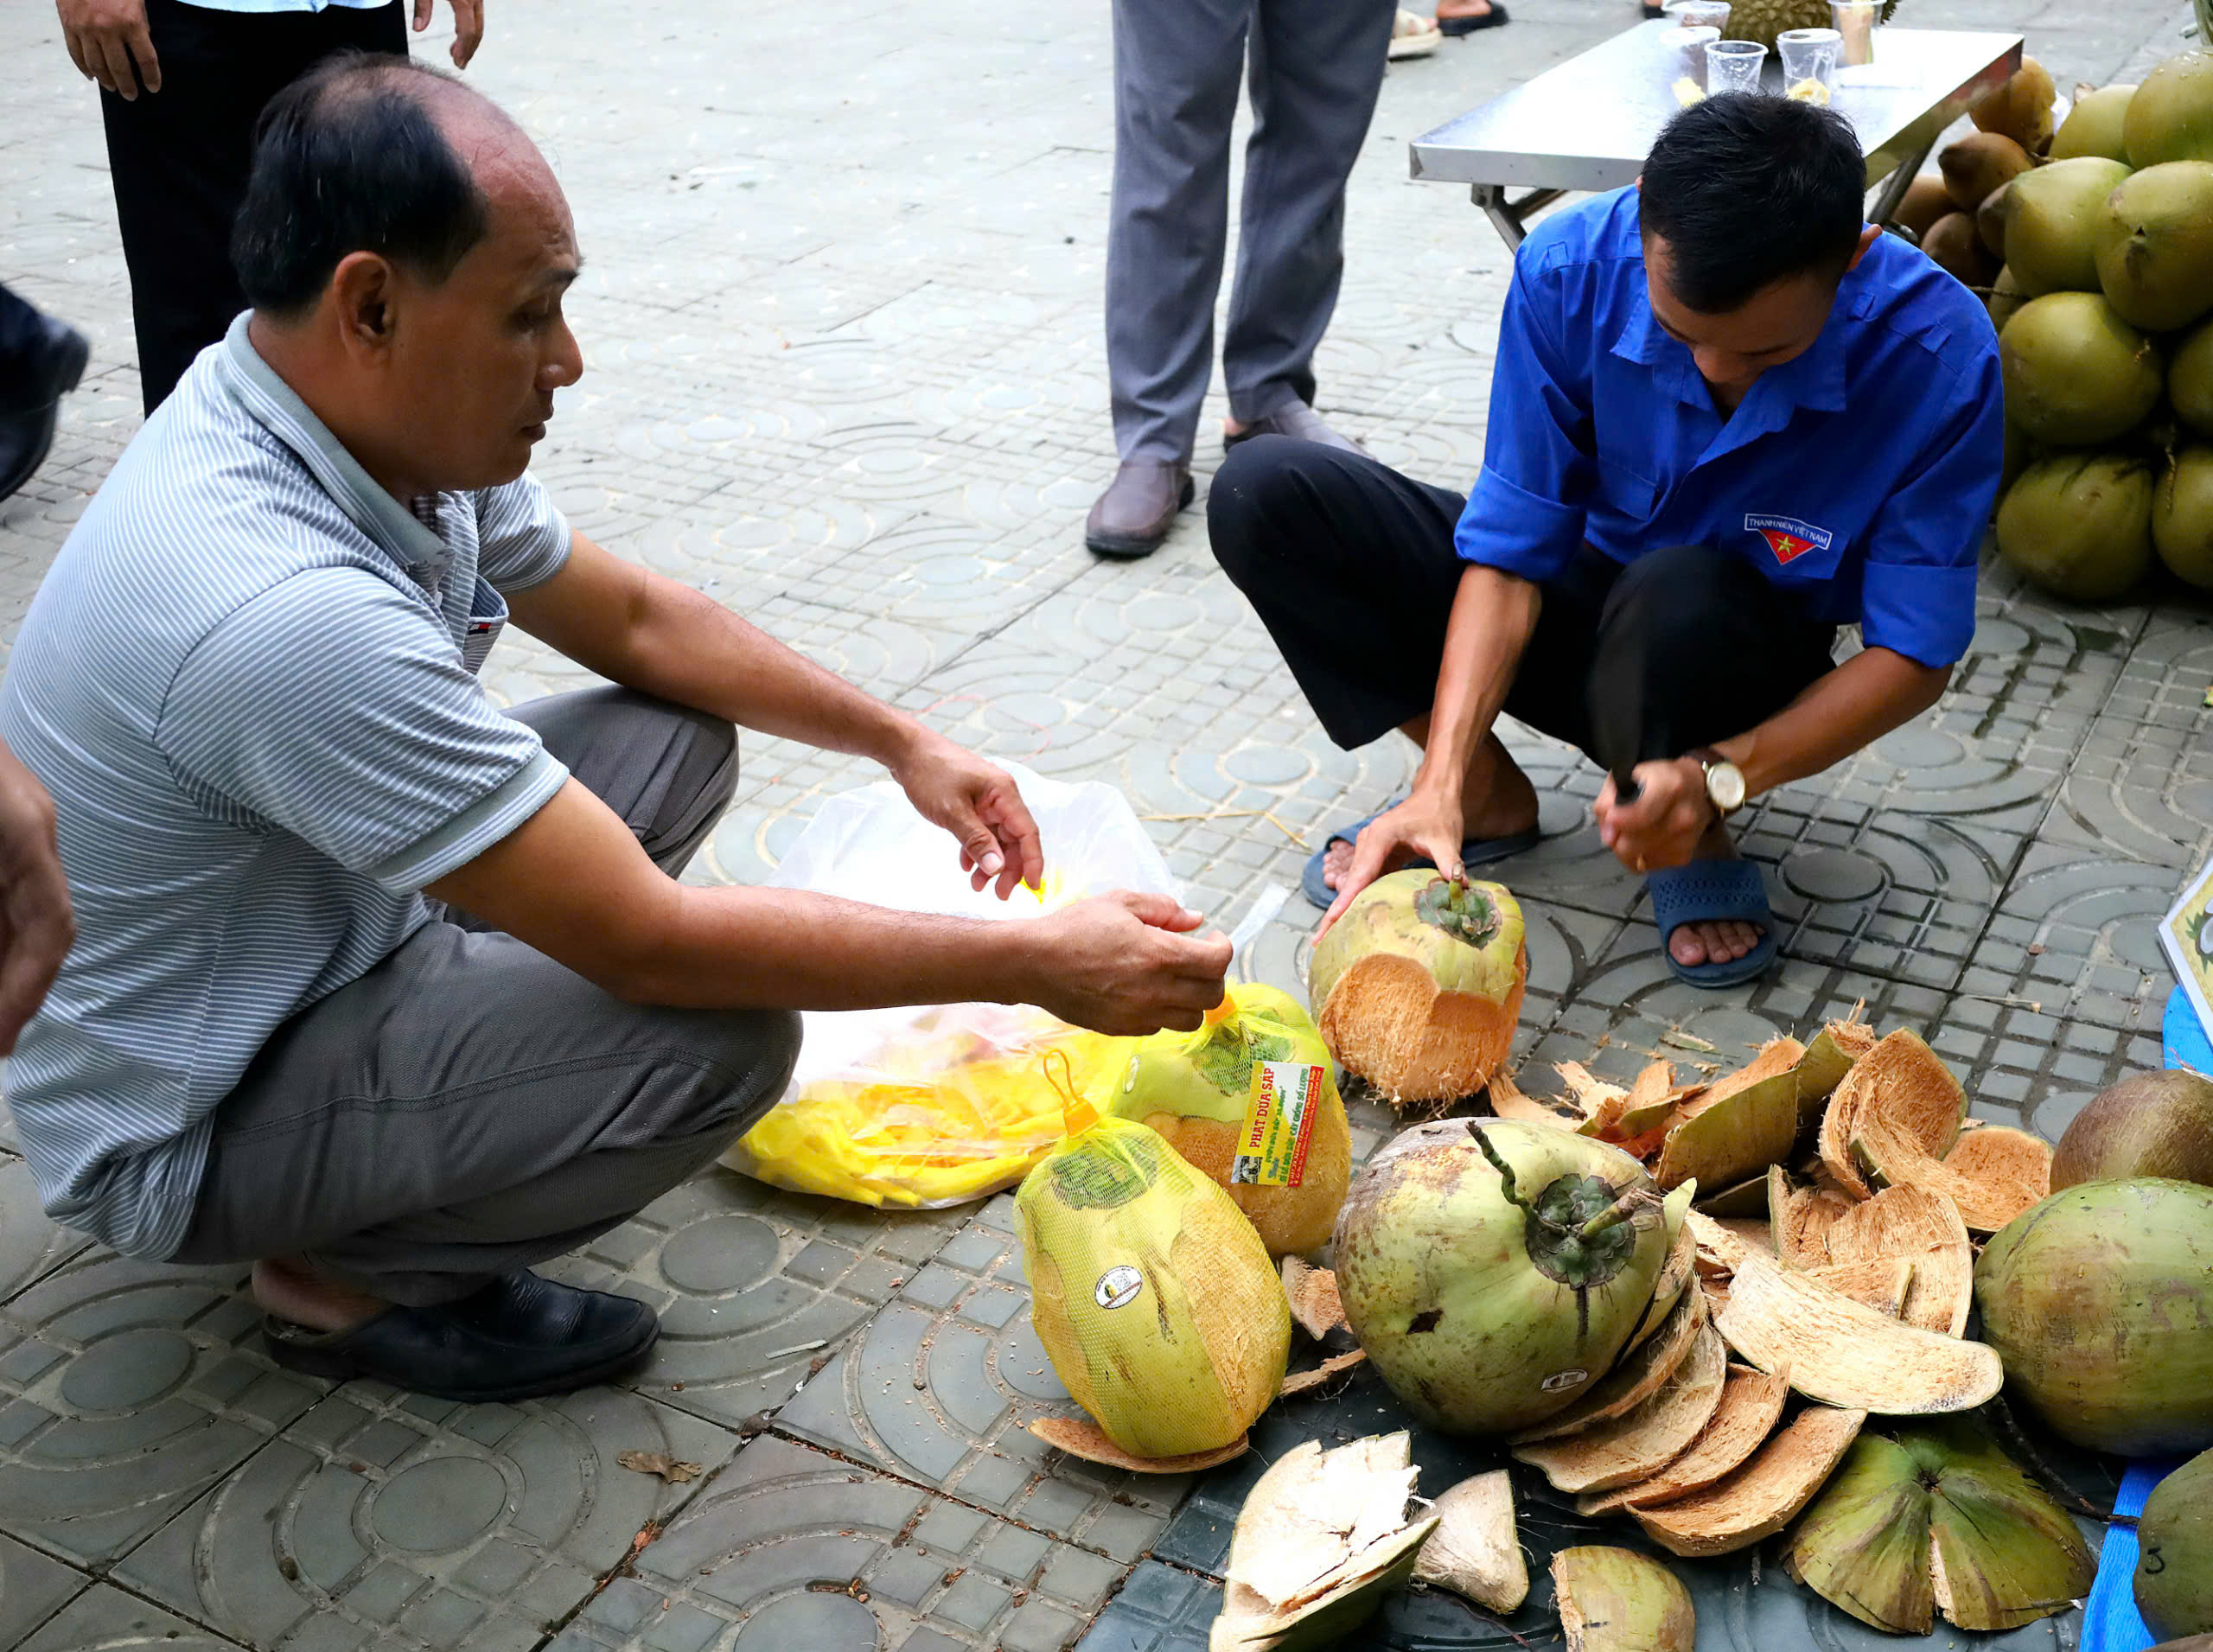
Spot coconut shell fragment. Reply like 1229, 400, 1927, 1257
1795, 1019, 1878, 1128
1820, 1030, 1966, 1200
1280, 1258, 1347, 1342
1803, 1256, 1916, 1317
1514, 1324, 1727, 1493
1029, 1416, 1251, 1474
1413, 1470, 1528, 1614
1684, 1209, 1751, 1273
1511, 1283, 1710, 1444
1770, 1167, 1856, 1268
1714, 1252, 2002, 1414
1277, 1350, 1368, 1399
1577, 1365, 1794, 1515
1820, 1183, 1977, 1336
1621, 1194, 1700, 1356
1551, 1547, 1696, 1652
1630, 1405, 1867, 1557
1937, 1125, 2053, 1228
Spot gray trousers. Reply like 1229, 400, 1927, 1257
1106, 0, 1394, 463
171, 688, 802, 1307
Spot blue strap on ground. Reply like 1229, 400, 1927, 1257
2082, 1459, 2186, 1652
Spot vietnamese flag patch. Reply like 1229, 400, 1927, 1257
1744, 513, 1835, 566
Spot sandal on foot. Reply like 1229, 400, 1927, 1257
1301, 806, 1541, 910
1439, 1, 1509, 32
1390, 9, 1443, 55
1645, 858, 1779, 989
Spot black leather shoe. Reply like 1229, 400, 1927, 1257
262, 1270, 660, 1401
0, 317, 90, 504
1085, 459, 1195, 558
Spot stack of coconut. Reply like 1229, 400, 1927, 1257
1904, 51, 2213, 603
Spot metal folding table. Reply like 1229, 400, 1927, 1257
1409, 22, 2024, 250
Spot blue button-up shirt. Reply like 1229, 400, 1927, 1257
1455, 188, 2003, 668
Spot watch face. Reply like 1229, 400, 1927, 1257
1708, 761, 1748, 813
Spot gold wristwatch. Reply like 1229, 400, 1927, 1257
1689, 747, 1747, 819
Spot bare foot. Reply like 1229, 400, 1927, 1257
1664, 823, 1766, 969
252, 1255, 389, 1334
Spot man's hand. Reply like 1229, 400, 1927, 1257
890, 732, 1044, 901
1024, 892, 1233, 1036
57, 0, 158, 99
1595, 758, 1712, 874
413, 0, 484, 68
1320, 785, 1465, 935
0, 741, 73, 1053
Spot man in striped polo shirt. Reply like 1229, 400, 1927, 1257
0, 56, 1232, 1401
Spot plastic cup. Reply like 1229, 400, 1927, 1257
1828, 0, 1878, 66
1674, 24, 1721, 90
1661, 0, 1731, 29
1705, 39, 1769, 95
1778, 27, 1841, 102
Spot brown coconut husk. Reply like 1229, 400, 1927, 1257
1577, 1364, 1794, 1515
1317, 948, 1527, 1106
1278, 1349, 1368, 1398
1795, 1017, 1880, 1127
1685, 1209, 1752, 1273
1621, 1212, 1700, 1357
1147, 1103, 1354, 1259
1510, 1283, 1710, 1444
1280, 1258, 1347, 1341
1514, 1324, 1727, 1493
1802, 1256, 1916, 1317
1713, 1253, 2001, 1414
1029, 1416, 1251, 1473
1485, 1068, 1578, 1126
1629, 1405, 1868, 1557
1849, 1114, 2046, 1235
1821, 1185, 1975, 1336
1413, 1470, 1527, 1614
1819, 1030, 1965, 1200
1551, 1547, 1697, 1651
1556, 1062, 1632, 1136
1770, 1167, 1857, 1269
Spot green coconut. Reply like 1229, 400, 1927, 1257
1015, 1116, 1291, 1460
2051, 84, 2139, 161
1333, 1118, 1675, 1435
2175, 317, 2213, 438
1988, 265, 2028, 332
2007, 157, 2134, 295
1311, 871, 1527, 1105
1999, 291, 2164, 446
2156, 447, 2213, 590
2095, 163, 2213, 332
1996, 451, 2156, 602
2052, 1069, 2213, 1190
2139, 1449, 2213, 1642
1974, 1178, 2213, 1455
2127, 51, 2213, 167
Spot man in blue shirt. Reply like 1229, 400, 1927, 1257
1210, 94, 2004, 987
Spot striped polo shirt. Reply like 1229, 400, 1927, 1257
0, 315, 573, 1260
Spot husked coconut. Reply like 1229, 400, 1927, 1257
1311, 872, 1527, 1105
1999, 291, 2165, 448
2095, 162, 2213, 332
2052, 1068, 2213, 1190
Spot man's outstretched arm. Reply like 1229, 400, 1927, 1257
507, 531, 1041, 897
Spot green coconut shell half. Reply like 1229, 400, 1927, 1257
1657, 1069, 1802, 1195
1550, 1547, 1696, 1652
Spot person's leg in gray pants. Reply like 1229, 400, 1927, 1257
172, 688, 801, 1313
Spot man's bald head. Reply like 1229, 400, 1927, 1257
232, 53, 548, 319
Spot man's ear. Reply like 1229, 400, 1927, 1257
328, 251, 399, 363
1843, 223, 1881, 273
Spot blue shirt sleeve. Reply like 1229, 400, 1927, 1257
1856, 342, 2002, 668
1453, 251, 1597, 582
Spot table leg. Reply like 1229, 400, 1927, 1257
1471, 183, 1567, 252
1867, 137, 1937, 237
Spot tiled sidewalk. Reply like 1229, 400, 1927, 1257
1, 0, 2208, 1646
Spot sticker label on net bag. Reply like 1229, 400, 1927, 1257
1231, 1062, 1326, 1187
1094, 1266, 1143, 1310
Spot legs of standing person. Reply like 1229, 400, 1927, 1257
1088, 0, 1249, 555
1219, 0, 1392, 432
0, 283, 91, 501
98, 0, 406, 414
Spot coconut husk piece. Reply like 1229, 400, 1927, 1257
1510, 1279, 1709, 1445
1821, 1184, 1974, 1336
1278, 1349, 1368, 1399
1629, 1404, 1867, 1557
1656, 1064, 1802, 1194
1769, 1165, 1855, 1269
1851, 1113, 2046, 1234
1693, 1174, 1772, 1217
1684, 1209, 1751, 1273
1794, 1018, 1878, 1127
1713, 1252, 2001, 1414
1413, 1470, 1527, 1614
1819, 1030, 1965, 1200
1551, 1547, 1696, 1651
1621, 1205, 1700, 1358
1576, 1364, 1794, 1515
1030, 1416, 1250, 1473
1556, 1061, 1632, 1136
1485, 1067, 1581, 1126
1676, 1036, 1807, 1121
1515, 1322, 1727, 1492
1280, 1258, 1347, 1341
1802, 1256, 1916, 1317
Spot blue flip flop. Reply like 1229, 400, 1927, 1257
1301, 807, 1542, 910
1645, 858, 1780, 989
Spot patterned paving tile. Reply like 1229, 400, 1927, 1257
548, 1434, 1113, 1652
0, 1253, 322, 1565
113, 1384, 735, 1652
15, 1583, 247, 1652
1958, 843, 2178, 1038
0, 1154, 86, 1303
776, 1198, 1187, 1556
540, 1168, 967, 1428
0, 1531, 86, 1648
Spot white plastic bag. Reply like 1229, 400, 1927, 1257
720, 764, 1180, 1208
